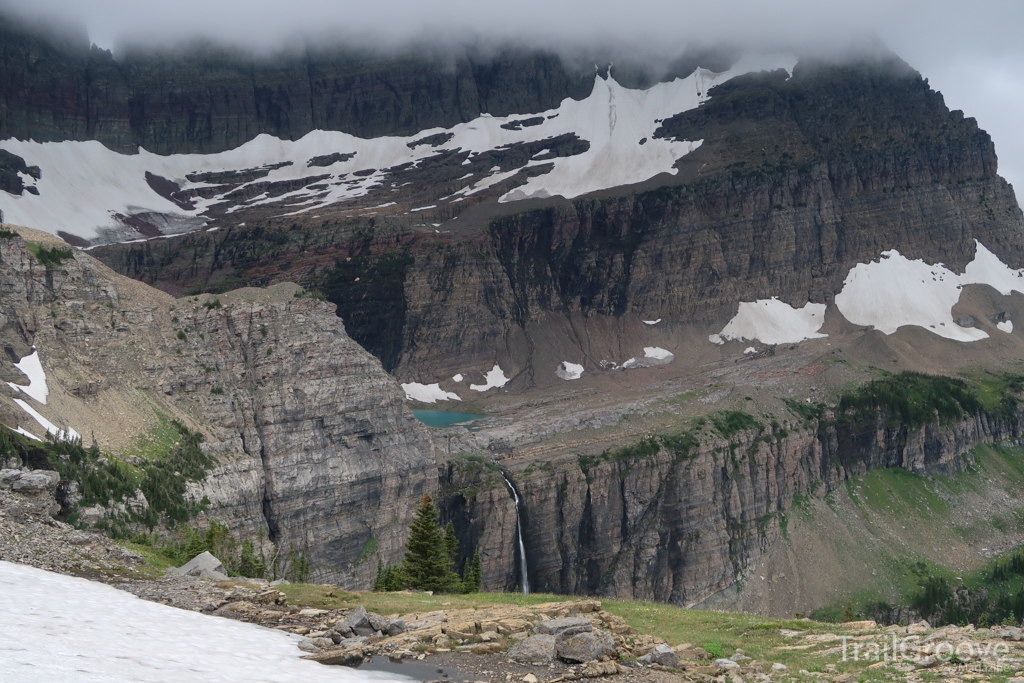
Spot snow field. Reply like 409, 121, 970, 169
712, 298, 827, 346
0, 561, 405, 683
0, 54, 796, 241
834, 241, 1024, 342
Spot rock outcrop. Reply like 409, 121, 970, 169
0, 227, 436, 586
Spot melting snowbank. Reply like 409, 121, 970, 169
556, 361, 584, 380
11, 399, 80, 441
711, 298, 827, 345
0, 561, 403, 683
621, 347, 675, 368
834, 241, 1024, 342
470, 365, 510, 392
401, 382, 461, 403
7, 349, 48, 404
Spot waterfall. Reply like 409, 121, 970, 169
502, 473, 530, 595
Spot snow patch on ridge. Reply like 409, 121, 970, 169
7, 348, 48, 404
713, 298, 827, 346
621, 347, 675, 368
556, 361, 584, 380
470, 365, 510, 392
12, 399, 79, 441
401, 382, 460, 403
834, 241, 1024, 342
0, 561, 399, 683
998, 320, 1014, 333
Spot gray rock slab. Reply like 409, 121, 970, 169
534, 617, 593, 637
171, 551, 228, 580
508, 634, 557, 664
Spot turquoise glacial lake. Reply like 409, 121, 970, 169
411, 410, 485, 428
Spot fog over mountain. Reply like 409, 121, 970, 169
3, 0, 1023, 195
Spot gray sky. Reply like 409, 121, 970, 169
5, 0, 1024, 198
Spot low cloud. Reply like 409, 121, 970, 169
2, 0, 1022, 194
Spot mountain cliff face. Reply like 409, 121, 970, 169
0, 15, 729, 155
6, 12, 1024, 610
0, 227, 436, 586
439, 406, 1024, 606
90, 54, 1024, 382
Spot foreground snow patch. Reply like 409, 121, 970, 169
470, 365, 510, 392
401, 382, 461, 403
0, 561, 403, 683
7, 348, 48, 404
998, 320, 1014, 333
556, 361, 584, 380
712, 298, 827, 346
834, 242, 1024, 342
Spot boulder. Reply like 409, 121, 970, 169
556, 630, 616, 663
2, 469, 58, 493
535, 617, 593, 638
367, 611, 389, 633
715, 658, 740, 670
337, 636, 371, 648
340, 606, 376, 637
170, 551, 229, 581
386, 619, 407, 636
297, 640, 320, 653
507, 634, 557, 664
0, 469, 20, 487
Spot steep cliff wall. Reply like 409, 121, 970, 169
0, 15, 731, 155
440, 408, 1024, 602
90, 55, 1024, 379
0, 227, 436, 586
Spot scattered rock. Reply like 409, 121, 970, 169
648, 643, 678, 667
715, 658, 740, 670
522, 674, 538, 683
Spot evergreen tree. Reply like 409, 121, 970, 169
463, 547, 482, 593
444, 521, 459, 571
403, 494, 450, 591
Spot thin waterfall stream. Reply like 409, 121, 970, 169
501, 473, 530, 594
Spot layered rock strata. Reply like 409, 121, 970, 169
440, 408, 1023, 604
0, 228, 435, 586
